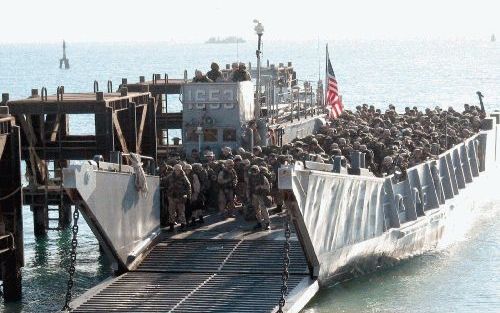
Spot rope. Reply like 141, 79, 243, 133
129, 153, 148, 196
0, 186, 21, 201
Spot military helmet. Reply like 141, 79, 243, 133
253, 146, 262, 152
249, 165, 260, 173
225, 159, 234, 167
173, 164, 183, 171
183, 164, 192, 171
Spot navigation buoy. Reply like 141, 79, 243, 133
59, 40, 70, 69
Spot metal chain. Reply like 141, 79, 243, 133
62, 205, 80, 311
277, 213, 291, 313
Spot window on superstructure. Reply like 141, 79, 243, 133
223, 128, 237, 142
204, 128, 218, 142
186, 128, 198, 142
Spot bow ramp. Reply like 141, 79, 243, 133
63, 162, 317, 313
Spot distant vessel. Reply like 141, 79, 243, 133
492, 34, 496, 42
205, 36, 246, 44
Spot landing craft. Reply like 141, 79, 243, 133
60, 22, 500, 312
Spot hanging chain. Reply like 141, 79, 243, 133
62, 205, 80, 311
277, 213, 291, 313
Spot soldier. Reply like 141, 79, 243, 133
184, 164, 202, 226
247, 165, 271, 230
159, 164, 172, 226
220, 146, 234, 160
232, 63, 251, 82
206, 62, 223, 82
217, 159, 238, 218
234, 155, 247, 206
192, 70, 213, 83
309, 138, 325, 154
192, 163, 207, 221
227, 62, 239, 81
166, 164, 191, 231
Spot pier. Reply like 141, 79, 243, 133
127, 74, 185, 159
0, 105, 23, 302
2, 86, 156, 236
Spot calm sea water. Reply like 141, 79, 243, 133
0, 40, 498, 313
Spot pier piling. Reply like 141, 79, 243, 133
0, 109, 23, 302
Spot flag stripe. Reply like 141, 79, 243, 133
325, 46, 343, 119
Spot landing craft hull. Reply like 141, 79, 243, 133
287, 121, 499, 289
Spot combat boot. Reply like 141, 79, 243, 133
168, 223, 174, 232
263, 223, 271, 230
198, 216, 205, 224
253, 222, 262, 230
180, 223, 186, 231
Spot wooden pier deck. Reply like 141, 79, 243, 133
70, 213, 316, 313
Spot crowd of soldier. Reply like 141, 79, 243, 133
159, 103, 485, 232
192, 62, 251, 83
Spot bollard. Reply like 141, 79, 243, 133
96, 91, 104, 101
489, 112, 500, 124
31, 89, 39, 97
1, 93, 9, 104
348, 151, 361, 175
121, 78, 128, 86
481, 117, 494, 130
332, 156, 342, 173
139, 76, 145, 83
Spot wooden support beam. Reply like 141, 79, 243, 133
136, 104, 148, 153
16, 115, 46, 184
112, 112, 129, 154
47, 114, 61, 142
127, 102, 138, 153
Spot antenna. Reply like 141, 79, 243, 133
317, 36, 320, 81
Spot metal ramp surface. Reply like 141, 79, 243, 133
72, 238, 310, 313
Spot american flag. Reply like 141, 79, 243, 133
325, 45, 343, 118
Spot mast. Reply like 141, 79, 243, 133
59, 40, 70, 69
253, 20, 264, 118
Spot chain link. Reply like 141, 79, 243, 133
62, 205, 80, 311
277, 213, 291, 313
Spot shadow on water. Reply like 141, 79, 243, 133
32, 236, 49, 268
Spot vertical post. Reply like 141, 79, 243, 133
95, 107, 114, 160
256, 33, 262, 118
128, 102, 138, 153
0, 124, 23, 301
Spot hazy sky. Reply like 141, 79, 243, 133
1, 0, 498, 43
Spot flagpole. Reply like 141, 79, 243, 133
324, 44, 328, 109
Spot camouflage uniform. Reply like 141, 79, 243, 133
268, 158, 283, 211
247, 166, 271, 230
234, 158, 248, 206
166, 168, 191, 227
217, 161, 238, 217
185, 165, 202, 224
